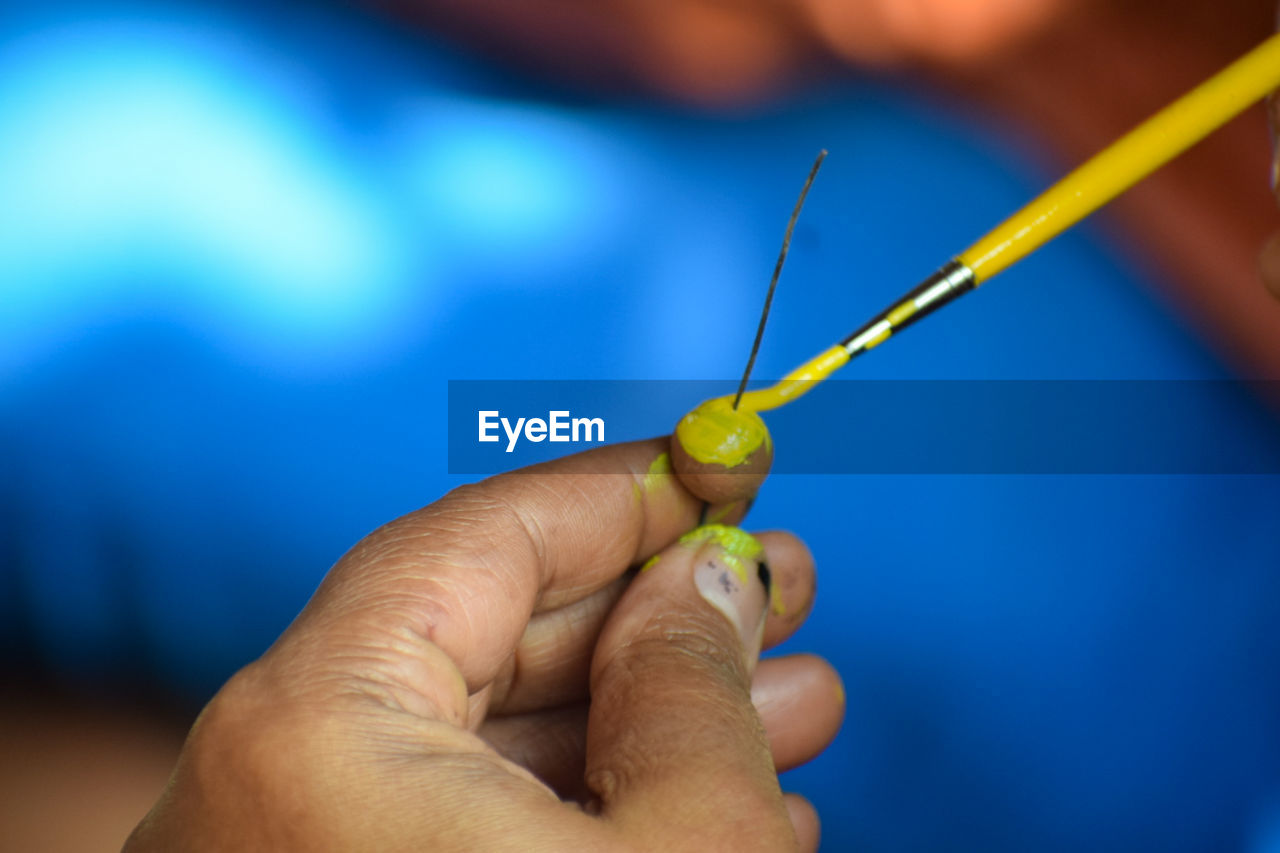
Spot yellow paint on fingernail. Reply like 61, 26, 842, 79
679, 524, 764, 585
640, 554, 662, 573
679, 524, 764, 558
643, 451, 672, 492
834, 681, 846, 706
675, 397, 769, 468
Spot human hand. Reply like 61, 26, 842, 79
801, 0, 1071, 66
125, 437, 843, 851
406, 0, 1073, 103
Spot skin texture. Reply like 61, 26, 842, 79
125, 437, 842, 852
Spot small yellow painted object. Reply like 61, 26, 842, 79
679, 524, 764, 584
675, 397, 771, 467
674, 344, 845, 472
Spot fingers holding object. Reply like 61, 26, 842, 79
671, 397, 773, 505
488, 530, 816, 715
270, 438, 713, 712
263, 425, 778, 734
584, 525, 796, 849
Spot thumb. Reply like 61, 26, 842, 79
585, 525, 796, 851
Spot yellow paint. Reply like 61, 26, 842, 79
960, 32, 1280, 283
675, 397, 771, 468
834, 681, 846, 706
678, 524, 764, 558
706, 501, 740, 524
675, 345, 849, 467
769, 582, 786, 617
668, 37, 1280, 431
886, 301, 918, 326
734, 344, 851, 414
679, 524, 764, 585
643, 451, 672, 492
640, 554, 662, 573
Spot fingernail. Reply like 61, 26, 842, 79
681, 525, 769, 658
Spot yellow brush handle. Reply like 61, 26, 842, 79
960, 31, 1280, 282
709, 32, 1280, 425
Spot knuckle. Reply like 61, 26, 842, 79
389, 479, 546, 572
192, 667, 364, 803
190, 665, 305, 775
641, 610, 749, 677
605, 636, 721, 697
593, 608, 753, 712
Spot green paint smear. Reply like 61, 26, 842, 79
643, 451, 672, 492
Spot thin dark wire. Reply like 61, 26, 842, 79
732, 149, 828, 409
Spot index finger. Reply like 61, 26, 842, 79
266, 437, 766, 720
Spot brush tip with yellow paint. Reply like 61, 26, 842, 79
671, 396, 773, 504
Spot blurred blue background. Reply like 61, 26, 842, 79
4, 1, 1280, 850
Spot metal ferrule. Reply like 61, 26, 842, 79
839, 259, 976, 355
